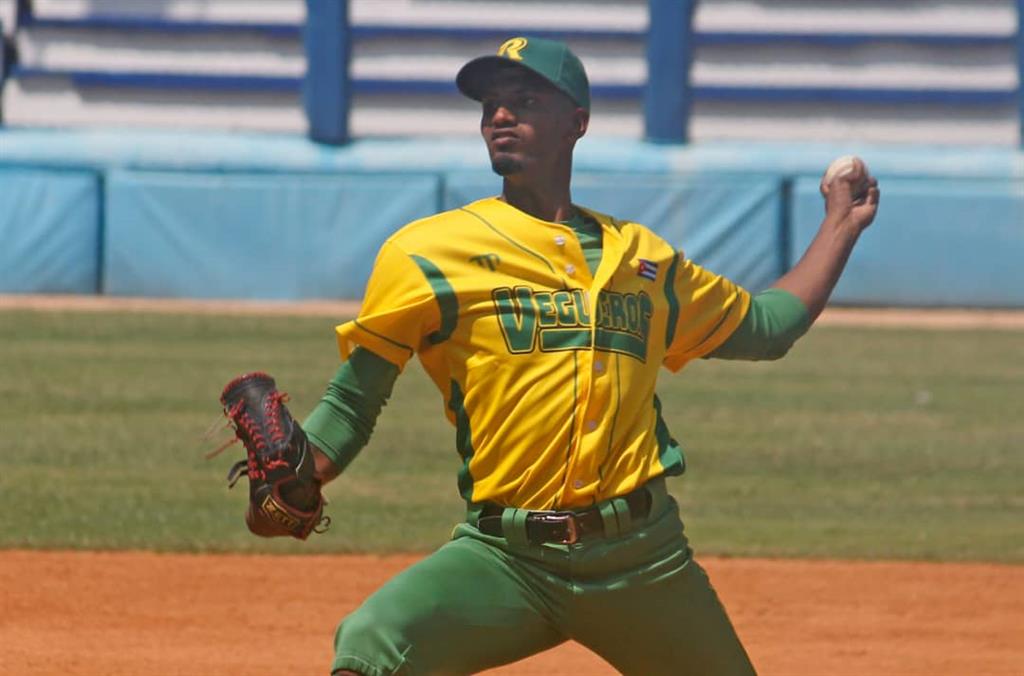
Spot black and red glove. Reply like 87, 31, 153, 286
218, 372, 329, 540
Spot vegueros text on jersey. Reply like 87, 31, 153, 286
491, 286, 653, 361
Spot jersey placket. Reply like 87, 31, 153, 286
558, 221, 625, 506
543, 221, 590, 505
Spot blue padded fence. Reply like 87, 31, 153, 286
0, 167, 101, 293
791, 177, 1024, 307
0, 129, 1022, 307
103, 170, 440, 298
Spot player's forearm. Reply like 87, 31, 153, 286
775, 155, 880, 322
772, 216, 861, 323
303, 347, 399, 483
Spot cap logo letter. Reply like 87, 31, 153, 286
497, 37, 528, 61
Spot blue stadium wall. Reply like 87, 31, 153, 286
1, 128, 1022, 307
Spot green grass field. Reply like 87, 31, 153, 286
1, 308, 1021, 562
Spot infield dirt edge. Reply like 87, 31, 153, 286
3, 293, 1024, 329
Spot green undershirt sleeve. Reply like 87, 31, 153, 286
302, 347, 399, 473
708, 288, 812, 361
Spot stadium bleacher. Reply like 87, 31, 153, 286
687, 7, 1020, 145
3, 0, 307, 131
0, 0, 1019, 143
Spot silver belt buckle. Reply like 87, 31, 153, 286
534, 512, 580, 544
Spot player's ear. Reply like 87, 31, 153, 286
570, 108, 589, 141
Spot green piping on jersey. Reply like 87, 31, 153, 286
692, 301, 738, 353
353, 319, 415, 356
598, 354, 623, 481
448, 379, 476, 501
410, 254, 459, 345
663, 253, 680, 349
563, 351, 579, 490
460, 207, 556, 274
653, 394, 686, 476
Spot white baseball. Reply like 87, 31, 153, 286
821, 155, 870, 200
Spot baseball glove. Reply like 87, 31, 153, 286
215, 372, 329, 540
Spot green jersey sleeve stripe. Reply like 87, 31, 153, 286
410, 254, 459, 345
663, 252, 681, 349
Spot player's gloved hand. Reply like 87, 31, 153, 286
217, 372, 329, 540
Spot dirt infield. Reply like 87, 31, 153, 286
3, 293, 1024, 329
2, 551, 1020, 675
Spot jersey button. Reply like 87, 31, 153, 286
586, 420, 598, 432
573, 479, 584, 489
554, 235, 566, 246
565, 264, 576, 276
594, 360, 605, 373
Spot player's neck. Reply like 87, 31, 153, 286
501, 170, 574, 223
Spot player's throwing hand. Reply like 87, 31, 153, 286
820, 155, 881, 232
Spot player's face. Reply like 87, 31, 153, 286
479, 69, 587, 177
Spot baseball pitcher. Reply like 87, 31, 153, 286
218, 37, 879, 675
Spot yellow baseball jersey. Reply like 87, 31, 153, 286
336, 197, 750, 509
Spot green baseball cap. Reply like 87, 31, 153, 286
456, 36, 591, 111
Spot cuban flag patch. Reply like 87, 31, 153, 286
637, 259, 659, 281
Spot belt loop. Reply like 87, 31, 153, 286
465, 503, 485, 524
598, 501, 620, 539
501, 508, 531, 547
612, 496, 632, 533
645, 476, 667, 518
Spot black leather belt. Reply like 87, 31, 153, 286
475, 484, 652, 545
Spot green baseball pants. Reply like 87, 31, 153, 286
332, 478, 755, 675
